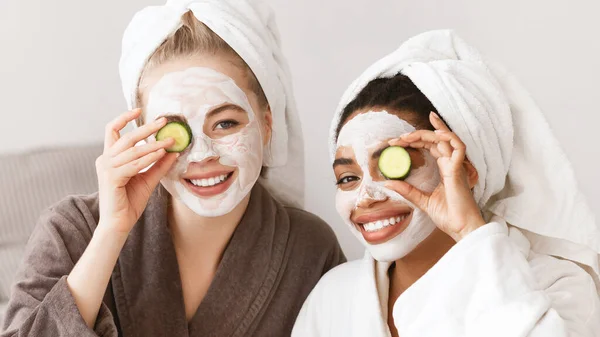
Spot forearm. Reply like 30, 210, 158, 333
66, 222, 128, 329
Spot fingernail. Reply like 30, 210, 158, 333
156, 117, 166, 124
430, 111, 440, 119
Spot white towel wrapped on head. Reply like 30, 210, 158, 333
119, 0, 304, 207
329, 29, 600, 285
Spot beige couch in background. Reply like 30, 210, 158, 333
0, 144, 102, 324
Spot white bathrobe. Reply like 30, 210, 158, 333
293, 220, 600, 337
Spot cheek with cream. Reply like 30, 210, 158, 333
145, 67, 263, 217
335, 111, 440, 262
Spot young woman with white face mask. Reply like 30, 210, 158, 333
293, 30, 600, 337
2, 2, 344, 336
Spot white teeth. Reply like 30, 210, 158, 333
189, 174, 229, 187
362, 214, 409, 233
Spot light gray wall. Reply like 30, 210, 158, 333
1, 0, 598, 260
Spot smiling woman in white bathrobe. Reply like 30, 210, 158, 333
292, 30, 600, 337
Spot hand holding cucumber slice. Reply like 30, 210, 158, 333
155, 120, 192, 153
379, 146, 411, 179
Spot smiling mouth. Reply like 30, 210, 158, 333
361, 214, 410, 232
185, 172, 234, 188
353, 210, 413, 244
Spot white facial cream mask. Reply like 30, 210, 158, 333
145, 67, 263, 217
335, 111, 440, 261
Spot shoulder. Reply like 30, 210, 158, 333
294, 259, 366, 324
528, 252, 599, 317
45, 192, 99, 226
283, 206, 346, 264
507, 226, 599, 315
521, 249, 600, 334
528, 252, 596, 288
313, 258, 366, 293
46, 192, 99, 218
284, 206, 338, 246
15, 193, 101, 280
32, 192, 100, 246
277, 206, 348, 281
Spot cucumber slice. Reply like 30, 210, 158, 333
155, 121, 192, 153
378, 146, 411, 179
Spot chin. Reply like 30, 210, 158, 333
357, 218, 437, 262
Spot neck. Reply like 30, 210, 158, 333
168, 195, 250, 264
390, 228, 455, 293
387, 228, 455, 335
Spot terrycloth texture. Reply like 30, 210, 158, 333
119, 0, 304, 208
328, 30, 600, 285
1, 183, 345, 336
293, 220, 600, 336
0, 144, 102, 325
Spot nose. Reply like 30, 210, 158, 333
187, 135, 219, 163
355, 183, 388, 208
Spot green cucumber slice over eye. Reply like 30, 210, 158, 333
155, 121, 192, 153
378, 146, 412, 179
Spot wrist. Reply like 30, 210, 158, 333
96, 219, 131, 242
454, 214, 486, 242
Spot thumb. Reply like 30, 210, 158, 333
384, 180, 430, 212
140, 153, 179, 188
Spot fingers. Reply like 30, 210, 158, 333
435, 131, 467, 165
429, 112, 451, 132
428, 111, 466, 163
384, 180, 431, 212
109, 117, 168, 156
110, 138, 175, 168
104, 109, 142, 152
398, 129, 438, 144
389, 120, 466, 166
115, 149, 168, 178
435, 132, 453, 157
390, 130, 448, 159
140, 152, 180, 187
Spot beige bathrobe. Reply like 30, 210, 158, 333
2, 183, 345, 336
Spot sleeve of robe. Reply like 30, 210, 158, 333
392, 222, 600, 337
1, 198, 119, 337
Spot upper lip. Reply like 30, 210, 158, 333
352, 206, 413, 225
183, 169, 233, 180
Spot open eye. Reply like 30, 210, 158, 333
215, 120, 240, 130
336, 175, 360, 186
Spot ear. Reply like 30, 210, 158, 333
262, 105, 273, 146
463, 159, 479, 189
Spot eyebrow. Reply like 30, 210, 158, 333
333, 157, 355, 168
371, 146, 389, 160
206, 104, 247, 119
